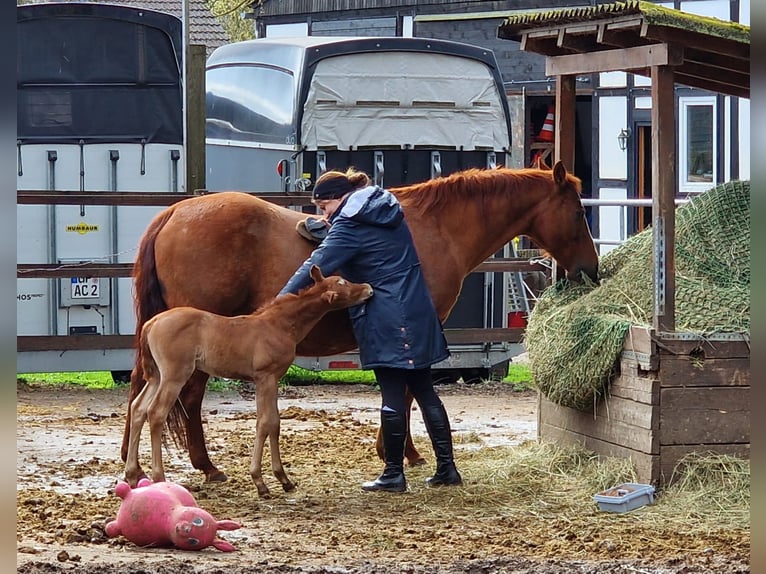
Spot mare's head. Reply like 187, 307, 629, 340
309, 265, 374, 309
528, 161, 599, 282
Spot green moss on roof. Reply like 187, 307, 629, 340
500, 1, 749, 44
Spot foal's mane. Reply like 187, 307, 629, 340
391, 167, 581, 216
256, 277, 330, 314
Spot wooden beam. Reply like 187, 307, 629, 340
18, 335, 135, 352
546, 43, 683, 76
444, 328, 524, 344
186, 45, 207, 193
18, 263, 134, 278
554, 75, 576, 172
17, 190, 315, 207
651, 65, 676, 332
643, 25, 749, 60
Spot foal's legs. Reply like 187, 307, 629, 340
124, 377, 159, 486
121, 365, 148, 465
249, 375, 295, 498
146, 371, 192, 484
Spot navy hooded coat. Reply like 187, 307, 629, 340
279, 185, 449, 370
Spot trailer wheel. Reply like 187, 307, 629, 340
459, 368, 489, 384
431, 369, 461, 385
110, 370, 132, 385
489, 359, 511, 381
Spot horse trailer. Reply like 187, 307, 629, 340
205, 36, 524, 381
16, 3, 186, 377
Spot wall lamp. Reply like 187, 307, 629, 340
617, 128, 631, 151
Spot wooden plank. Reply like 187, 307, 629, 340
18, 335, 135, 352
538, 393, 657, 453
655, 336, 751, 358
660, 444, 750, 485
651, 64, 676, 332
546, 43, 683, 76
659, 356, 750, 388
597, 393, 657, 430
18, 263, 134, 279
473, 259, 550, 273
660, 387, 750, 445
554, 75, 576, 171
444, 328, 524, 344
17, 190, 315, 207
623, 325, 655, 355
607, 372, 659, 405
186, 44, 207, 193
539, 421, 659, 485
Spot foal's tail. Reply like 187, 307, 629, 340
138, 322, 159, 388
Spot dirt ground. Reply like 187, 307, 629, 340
17, 379, 749, 574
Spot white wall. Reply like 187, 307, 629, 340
598, 97, 628, 180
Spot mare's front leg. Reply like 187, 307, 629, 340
179, 370, 228, 482
375, 387, 426, 467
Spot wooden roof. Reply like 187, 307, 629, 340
497, 0, 750, 99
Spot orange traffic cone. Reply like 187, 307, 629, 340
536, 105, 555, 142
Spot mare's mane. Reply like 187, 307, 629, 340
391, 167, 582, 216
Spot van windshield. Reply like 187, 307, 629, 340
206, 65, 295, 145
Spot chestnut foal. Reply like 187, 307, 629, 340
124, 266, 373, 498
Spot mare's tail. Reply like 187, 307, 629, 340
122, 207, 176, 461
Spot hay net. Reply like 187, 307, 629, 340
525, 179, 750, 411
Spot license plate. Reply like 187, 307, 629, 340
70, 277, 99, 299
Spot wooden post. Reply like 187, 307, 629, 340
651, 65, 676, 332
186, 44, 206, 194
554, 74, 576, 172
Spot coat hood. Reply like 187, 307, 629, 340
331, 186, 403, 228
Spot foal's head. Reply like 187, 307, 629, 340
309, 265, 374, 309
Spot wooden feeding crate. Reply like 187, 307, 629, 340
538, 325, 750, 485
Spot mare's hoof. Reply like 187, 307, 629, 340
257, 488, 272, 499
205, 470, 228, 483
406, 456, 427, 468
282, 481, 297, 492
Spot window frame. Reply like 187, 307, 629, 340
678, 95, 717, 194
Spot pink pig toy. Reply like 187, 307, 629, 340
105, 478, 241, 551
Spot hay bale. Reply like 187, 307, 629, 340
526, 180, 750, 410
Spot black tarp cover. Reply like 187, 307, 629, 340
17, 4, 183, 144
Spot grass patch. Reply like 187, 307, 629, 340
17, 371, 116, 389
503, 363, 534, 391
280, 365, 377, 386
17, 362, 533, 391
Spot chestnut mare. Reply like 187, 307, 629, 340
124, 266, 373, 497
123, 160, 598, 482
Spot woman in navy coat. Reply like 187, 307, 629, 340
279, 168, 462, 492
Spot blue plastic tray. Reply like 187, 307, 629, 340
593, 482, 655, 513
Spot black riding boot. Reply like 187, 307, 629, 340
421, 402, 463, 486
362, 409, 407, 493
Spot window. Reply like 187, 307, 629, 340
205, 65, 295, 145
679, 96, 716, 192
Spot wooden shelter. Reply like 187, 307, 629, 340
497, 1, 750, 485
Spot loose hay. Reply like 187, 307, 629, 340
526, 180, 750, 409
